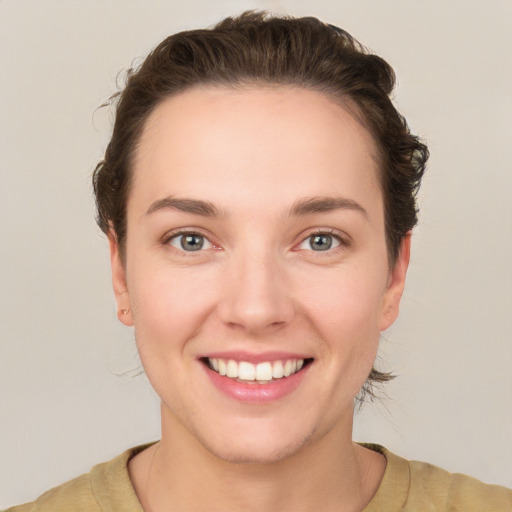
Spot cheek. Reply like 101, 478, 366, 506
127, 262, 219, 356
290, 262, 389, 409
298, 261, 388, 352
296, 266, 386, 378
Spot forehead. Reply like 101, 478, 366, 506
130, 86, 381, 218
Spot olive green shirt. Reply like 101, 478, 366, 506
6, 444, 512, 511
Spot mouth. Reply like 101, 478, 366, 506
201, 357, 314, 384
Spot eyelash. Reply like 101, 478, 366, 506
163, 230, 214, 254
298, 228, 351, 253
162, 228, 350, 254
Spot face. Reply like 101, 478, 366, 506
110, 86, 409, 463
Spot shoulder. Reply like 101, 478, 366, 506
362, 444, 512, 512
407, 456, 512, 511
4, 444, 152, 512
4, 473, 98, 512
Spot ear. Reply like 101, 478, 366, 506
379, 232, 411, 331
108, 230, 133, 326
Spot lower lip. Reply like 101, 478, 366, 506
203, 363, 311, 404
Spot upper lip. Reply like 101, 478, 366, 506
199, 351, 312, 364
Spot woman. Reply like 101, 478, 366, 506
6, 11, 511, 511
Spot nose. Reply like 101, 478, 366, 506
217, 248, 295, 335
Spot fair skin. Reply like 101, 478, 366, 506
109, 86, 410, 512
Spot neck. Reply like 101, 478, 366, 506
129, 404, 385, 512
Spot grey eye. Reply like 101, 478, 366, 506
181, 234, 204, 251
298, 233, 341, 252
169, 233, 210, 251
309, 234, 333, 251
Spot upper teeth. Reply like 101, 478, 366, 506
209, 358, 305, 381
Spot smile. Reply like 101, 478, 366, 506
206, 358, 310, 383
202, 355, 314, 403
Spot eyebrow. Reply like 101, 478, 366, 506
287, 196, 368, 219
145, 195, 368, 219
146, 197, 225, 217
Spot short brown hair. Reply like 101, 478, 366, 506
93, 11, 428, 400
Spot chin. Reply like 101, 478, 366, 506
203, 432, 314, 465
186, 414, 319, 465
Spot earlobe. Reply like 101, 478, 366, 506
379, 232, 411, 331
108, 230, 133, 327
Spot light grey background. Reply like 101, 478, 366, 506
1, 0, 511, 507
